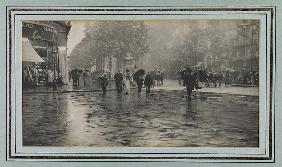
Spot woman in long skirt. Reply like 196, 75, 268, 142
124, 69, 132, 95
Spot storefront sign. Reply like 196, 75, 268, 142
22, 22, 56, 41
22, 22, 58, 58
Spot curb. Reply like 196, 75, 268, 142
23, 88, 117, 94
23, 87, 138, 94
231, 84, 259, 87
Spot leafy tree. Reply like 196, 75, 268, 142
69, 21, 149, 70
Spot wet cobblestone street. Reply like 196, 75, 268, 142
23, 85, 259, 147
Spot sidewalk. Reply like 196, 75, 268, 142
23, 80, 138, 94
23, 80, 259, 96
23, 81, 117, 94
154, 80, 259, 96
197, 86, 259, 96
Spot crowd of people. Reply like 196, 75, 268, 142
69, 67, 259, 99
23, 65, 63, 88
177, 68, 259, 88
103, 69, 158, 95
24, 64, 258, 102
68, 67, 166, 96
150, 69, 165, 87
175, 68, 259, 102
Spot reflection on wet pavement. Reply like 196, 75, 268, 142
23, 89, 259, 147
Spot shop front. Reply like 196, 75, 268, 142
22, 21, 71, 87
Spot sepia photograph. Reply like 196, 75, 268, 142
21, 19, 260, 147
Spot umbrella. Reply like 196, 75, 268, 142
133, 69, 145, 81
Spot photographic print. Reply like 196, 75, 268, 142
6, 7, 275, 161
22, 19, 260, 147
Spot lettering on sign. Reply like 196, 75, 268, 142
22, 22, 56, 33
23, 23, 33, 29
22, 22, 56, 41
32, 30, 47, 40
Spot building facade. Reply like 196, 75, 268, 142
22, 21, 71, 85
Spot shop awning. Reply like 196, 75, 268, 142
22, 38, 45, 62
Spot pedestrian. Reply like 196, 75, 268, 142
242, 71, 248, 85
136, 75, 144, 93
47, 69, 53, 86
68, 70, 71, 82
100, 73, 109, 95
71, 70, 77, 86
160, 71, 164, 86
23, 66, 32, 88
144, 72, 153, 95
183, 68, 196, 102
114, 71, 123, 93
23, 66, 28, 87
217, 71, 223, 87
76, 70, 81, 86
254, 71, 259, 85
204, 69, 210, 87
212, 71, 217, 87
177, 70, 182, 86
250, 72, 254, 85
150, 71, 156, 88
192, 70, 200, 89
42, 68, 48, 85
82, 70, 88, 87
78, 70, 83, 86
124, 69, 133, 95
34, 65, 39, 86
156, 70, 162, 86
225, 71, 230, 86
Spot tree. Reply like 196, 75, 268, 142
69, 37, 93, 69
69, 21, 149, 71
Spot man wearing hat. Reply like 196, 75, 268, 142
100, 73, 109, 95
114, 70, 123, 93
183, 68, 196, 102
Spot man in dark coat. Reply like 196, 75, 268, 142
82, 70, 88, 87
183, 68, 196, 102
217, 71, 224, 87
71, 70, 78, 86
212, 71, 218, 87
224, 71, 231, 86
136, 76, 144, 93
144, 72, 153, 95
177, 70, 182, 86
160, 71, 164, 86
114, 71, 123, 93
100, 73, 109, 95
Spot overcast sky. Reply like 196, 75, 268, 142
67, 21, 86, 55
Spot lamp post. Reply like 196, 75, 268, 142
56, 30, 69, 84
250, 25, 257, 71
52, 46, 58, 91
194, 40, 197, 70
239, 24, 249, 71
125, 52, 134, 71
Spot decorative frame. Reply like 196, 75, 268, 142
6, 6, 276, 162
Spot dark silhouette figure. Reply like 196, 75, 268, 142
100, 73, 109, 95
183, 68, 196, 102
114, 72, 123, 93
144, 73, 154, 95
136, 76, 144, 93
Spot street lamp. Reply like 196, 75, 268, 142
56, 30, 70, 84
191, 33, 198, 70
250, 25, 257, 71
52, 46, 58, 91
239, 24, 249, 71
